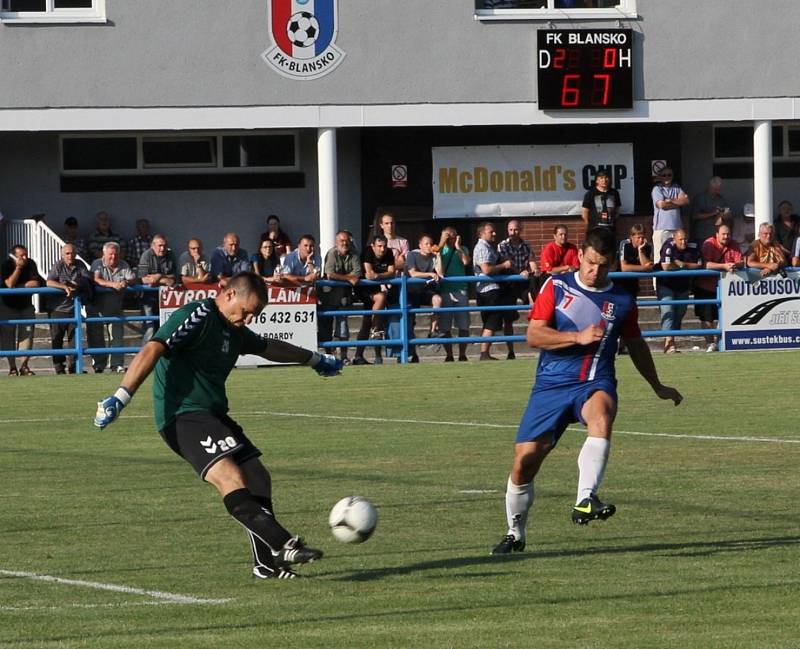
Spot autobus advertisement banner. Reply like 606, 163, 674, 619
721, 271, 800, 350
159, 283, 317, 365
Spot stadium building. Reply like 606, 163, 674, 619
0, 0, 797, 254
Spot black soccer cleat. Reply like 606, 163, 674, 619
252, 564, 300, 580
491, 534, 526, 555
276, 536, 323, 568
571, 494, 616, 526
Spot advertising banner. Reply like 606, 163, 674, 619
432, 143, 634, 219
721, 271, 800, 350
159, 283, 317, 366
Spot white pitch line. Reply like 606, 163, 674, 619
1, 411, 797, 445
247, 411, 800, 445
0, 569, 232, 605
0, 600, 201, 612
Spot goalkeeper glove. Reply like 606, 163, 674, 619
306, 352, 344, 377
94, 387, 132, 429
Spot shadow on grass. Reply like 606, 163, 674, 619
330, 534, 800, 582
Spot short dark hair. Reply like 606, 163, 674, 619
298, 234, 316, 245
582, 227, 616, 257
64, 217, 78, 227
227, 272, 268, 305
595, 170, 610, 179
372, 234, 388, 245
553, 224, 568, 234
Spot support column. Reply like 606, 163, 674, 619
317, 128, 338, 257
753, 120, 773, 237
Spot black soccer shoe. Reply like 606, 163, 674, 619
252, 564, 300, 580
571, 494, 616, 526
491, 534, 526, 555
276, 536, 323, 568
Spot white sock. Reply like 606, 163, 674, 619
576, 437, 610, 504
505, 477, 534, 541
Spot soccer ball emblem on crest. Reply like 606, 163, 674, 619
287, 11, 319, 48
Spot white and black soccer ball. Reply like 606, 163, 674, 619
328, 496, 378, 544
287, 11, 320, 48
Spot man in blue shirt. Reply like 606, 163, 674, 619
210, 233, 250, 285
491, 228, 682, 555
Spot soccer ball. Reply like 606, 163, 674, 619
328, 496, 378, 544
287, 12, 319, 48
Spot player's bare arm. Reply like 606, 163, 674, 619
625, 336, 683, 406
526, 318, 603, 350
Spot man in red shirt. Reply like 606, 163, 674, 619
539, 224, 580, 275
696, 223, 743, 352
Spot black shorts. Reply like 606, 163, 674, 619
476, 289, 505, 331
159, 411, 262, 480
693, 286, 719, 321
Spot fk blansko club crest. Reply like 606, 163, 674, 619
262, 0, 345, 80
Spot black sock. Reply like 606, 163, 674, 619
247, 495, 277, 567
224, 488, 291, 553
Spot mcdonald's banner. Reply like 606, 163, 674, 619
432, 143, 634, 219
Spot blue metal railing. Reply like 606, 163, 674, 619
0, 269, 733, 371
0, 286, 159, 374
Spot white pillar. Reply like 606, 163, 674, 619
317, 128, 338, 257
753, 120, 773, 237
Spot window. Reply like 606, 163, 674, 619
713, 125, 785, 161
1, 0, 105, 23
62, 137, 136, 171
60, 132, 299, 175
475, 0, 637, 20
142, 137, 216, 169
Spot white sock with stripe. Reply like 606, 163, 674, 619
505, 477, 534, 541
576, 437, 610, 504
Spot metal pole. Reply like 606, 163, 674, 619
399, 274, 408, 364
317, 127, 338, 257
74, 296, 85, 375
753, 120, 773, 238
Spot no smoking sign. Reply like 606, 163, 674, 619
391, 164, 408, 188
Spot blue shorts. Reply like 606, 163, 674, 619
515, 379, 618, 446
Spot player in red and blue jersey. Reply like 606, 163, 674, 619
492, 228, 682, 555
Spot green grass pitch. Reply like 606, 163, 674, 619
1, 351, 798, 648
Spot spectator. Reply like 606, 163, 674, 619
87, 211, 126, 260
281, 234, 321, 284
179, 238, 213, 286
251, 238, 281, 282
137, 234, 178, 344
436, 226, 471, 362
89, 241, 138, 373
652, 168, 690, 264
473, 222, 514, 361
727, 206, 756, 255
697, 224, 744, 353
353, 234, 395, 365
581, 170, 621, 238
63, 217, 88, 260
617, 224, 654, 355
126, 218, 153, 269
691, 176, 731, 244
210, 233, 250, 284
657, 229, 702, 354
747, 223, 788, 278
539, 224, 580, 277
1, 244, 44, 376
319, 231, 360, 364
375, 211, 409, 271
261, 214, 293, 259
618, 224, 654, 297
46, 243, 91, 374
773, 200, 798, 257
406, 234, 445, 363
498, 219, 536, 360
